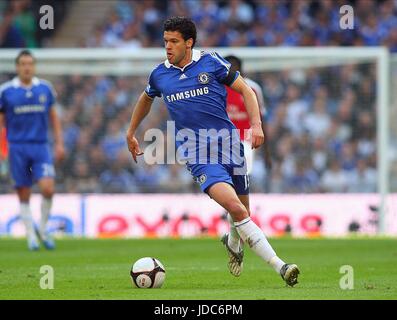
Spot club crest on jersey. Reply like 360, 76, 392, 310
39, 94, 47, 104
198, 72, 210, 84
198, 174, 207, 185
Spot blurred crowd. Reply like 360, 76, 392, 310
1, 0, 391, 194
55, 63, 378, 194
84, 0, 397, 52
0, 0, 68, 48
0, 62, 378, 194
1, 0, 396, 51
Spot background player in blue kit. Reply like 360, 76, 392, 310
0, 50, 65, 251
126, 17, 300, 287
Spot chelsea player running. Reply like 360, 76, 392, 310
0, 50, 65, 251
126, 17, 299, 286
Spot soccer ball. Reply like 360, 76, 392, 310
130, 257, 166, 288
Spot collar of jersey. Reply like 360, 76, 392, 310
164, 49, 201, 71
12, 77, 40, 88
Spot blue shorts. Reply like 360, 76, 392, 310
187, 161, 249, 196
9, 142, 55, 188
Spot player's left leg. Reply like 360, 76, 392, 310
38, 178, 55, 250
209, 182, 300, 286
32, 144, 56, 250
36, 177, 56, 250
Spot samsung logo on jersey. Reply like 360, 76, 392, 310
166, 87, 209, 102
14, 105, 45, 114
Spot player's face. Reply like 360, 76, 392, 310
16, 55, 35, 83
163, 31, 192, 67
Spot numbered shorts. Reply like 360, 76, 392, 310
8, 142, 55, 188
188, 162, 249, 196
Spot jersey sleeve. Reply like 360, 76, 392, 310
41, 80, 57, 108
210, 52, 239, 86
144, 69, 161, 99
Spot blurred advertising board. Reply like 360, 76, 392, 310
1, 194, 396, 237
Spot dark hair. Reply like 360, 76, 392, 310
15, 50, 35, 64
164, 17, 197, 47
225, 55, 242, 73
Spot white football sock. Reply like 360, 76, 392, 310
235, 217, 285, 273
227, 214, 242, 253
40, 197, 52, 239
269, 256, 286, 274
20, 202, 37, 241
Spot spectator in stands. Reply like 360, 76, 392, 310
99, 154, 137, 193
304, 97, 331, 139
101, 120, 126, 161
286, 160, 319, 193
320, 158, 349, 193
347, 159, 377, 192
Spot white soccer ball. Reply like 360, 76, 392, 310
130, 257, 166, 288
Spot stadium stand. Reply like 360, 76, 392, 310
0, 0, 395, 194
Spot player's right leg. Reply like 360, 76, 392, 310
222, 194, 248, 276
16, 187, 39, 251
9, 143, 39, 251
208, 182, 300, 286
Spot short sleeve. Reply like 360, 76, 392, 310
40, 80, 57, 108
145, 70, 161, 98
210, 52, 239, 85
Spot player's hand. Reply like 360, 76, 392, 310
54, 143, 65, 162
126, 133, 144, 163
251, 123, 264, 149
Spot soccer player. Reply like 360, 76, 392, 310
0, 50, 65, 251
126, 17, 299, 286
224, 55, 272, 175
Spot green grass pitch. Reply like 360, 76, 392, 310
0, 238, 396, 300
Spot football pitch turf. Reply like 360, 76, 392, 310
0, 238, 396, 300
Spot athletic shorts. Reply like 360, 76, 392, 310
8, 142, 55, 188
187, 146, 249, 195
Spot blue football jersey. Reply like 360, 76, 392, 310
145, 49, 241, 164
0, 77, 56, 143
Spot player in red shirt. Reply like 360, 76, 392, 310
225, 55, 271, 174
222, 55, 275, 277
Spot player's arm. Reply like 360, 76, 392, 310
49, 107, 65, 162
126, 92, 154, 163
252, 85, 272, 170
229, 75, 264, 149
